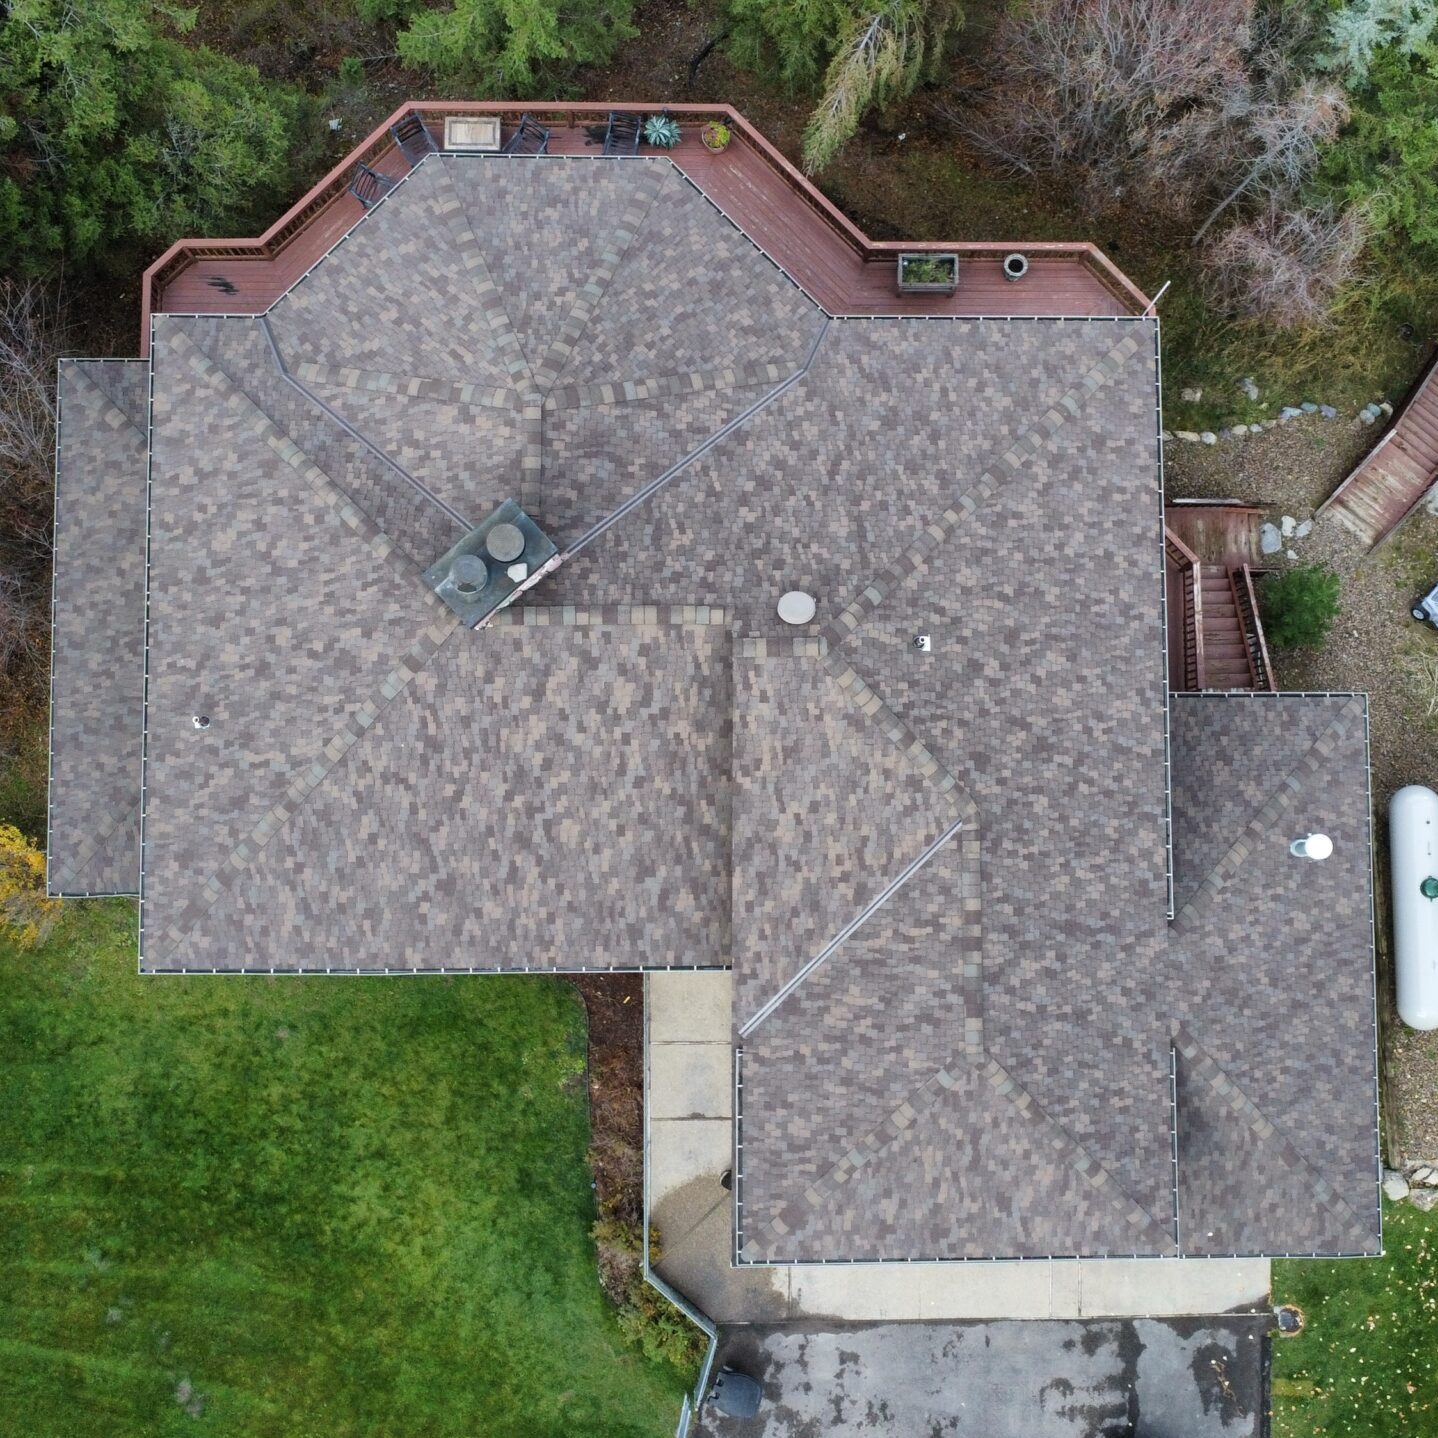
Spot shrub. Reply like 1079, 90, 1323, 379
0, 822, 59, 948
1261, 564, 1342, 648
1202, 202, 1369, 328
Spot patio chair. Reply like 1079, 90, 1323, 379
348, 162, 397, 211
389, 114, 437, 167
602, 112, 642, 156
501, 115, 550, 155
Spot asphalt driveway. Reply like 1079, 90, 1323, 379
694, 1315, 1270, 1437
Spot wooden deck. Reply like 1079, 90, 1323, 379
1164, 501, 1264, 571
144, 102, 1148, 345
1165, 518, 1274, 692
1318, 347, 1438, 549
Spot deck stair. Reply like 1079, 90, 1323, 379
1199, 565, 1260, 690
1318, 349, 1438, 549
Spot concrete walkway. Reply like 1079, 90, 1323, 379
646, 972, 1271, 1324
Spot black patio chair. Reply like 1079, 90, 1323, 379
348, 162, 397, 210
501, 115, 550, 155
389, 114, 437, 167
602, 112, 642, 156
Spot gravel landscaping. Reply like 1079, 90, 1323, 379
1166, 413, 1438, 1162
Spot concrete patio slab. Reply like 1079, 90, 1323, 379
649, 1041, 732, 1119
694, 1317, 1270, 1437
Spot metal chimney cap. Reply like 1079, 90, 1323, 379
1290, 832, 1333, 861
486, 522, 525, 563
777, 590, 817, 626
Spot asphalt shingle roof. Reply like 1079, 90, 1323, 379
47, 153, 1379, 1259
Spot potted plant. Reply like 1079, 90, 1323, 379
643, 114, 682, 149
897, 252, 959, 295
1003, 252, 1029, 282
701, 120, 731, 153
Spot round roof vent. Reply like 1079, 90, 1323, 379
451, 552, 489, 597
486, 523, 525, 564
1290, 832, 1333, 862
777, 590, 817, 626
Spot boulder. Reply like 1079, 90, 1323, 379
1240, 377, 1260, 401
1229, 424, 1249, 437
1384, 1171, 1411, 1202
1295, 520, 1313, 539
1380, 400, 1394, 417
1181, 386, 1202, 402
1319, 405, 1337, 419
1175, 430, 1201, 443
1281, 515, 1297, 537
1412, 1165, 1436, 1185
1410, 1188, 1438, 1212
1260, 523, 1283, 556
1280, 406, 1303, 420
1360, 408, 1377, 425
1200, 431, 1217, 445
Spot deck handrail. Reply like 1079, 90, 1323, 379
1235, 564, 1276, 692
139, 99, 1152, 350
1164, 526, 1203, 690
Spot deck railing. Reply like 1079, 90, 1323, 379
1234, 564, 1277, 692
1164, 527, 1204, 691
139, 99, 1151, 349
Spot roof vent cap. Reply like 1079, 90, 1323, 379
486, 522, 525, 564
1290, 832, 1333, 862
451, 553, 488, 597
777, 590, 816, 626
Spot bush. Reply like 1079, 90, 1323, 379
1261, 564, 1342, 648
0, 821, 59, 948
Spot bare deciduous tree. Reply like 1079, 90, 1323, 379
958, 0, 1256, 214
1191, 80, 1350, 243
0, 279, 67, 718
1202, 202, 1369, 329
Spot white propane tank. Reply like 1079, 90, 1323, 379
1390, 784, 1438, 1030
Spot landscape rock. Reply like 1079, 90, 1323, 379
1319, 404, 1337, 419
1410, 1187, 1438, 1212
1301, 401, 1319, 413
1229, 424, 1249, 437
1240, 376, 1260, 401
1380, 400, 1394, 417
1286, 548, 1297, 560
1384, 1171, 1411, 1201
1360, 408, 1377, 425
1295, 520, 1313, 539
1175, 430, 1201, 443
1280, 406, 1303, 420
1412, 1164, 1436, 1184
1162, 430, 1174, 441
1181, 386, 1202, 402
1281, 515, 1297, 538
1260, 523, 1282, 555
1200, 431, 1217, 445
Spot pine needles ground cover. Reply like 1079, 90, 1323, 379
0, 902, 689, 1437
1272, 1202, 1438, 1436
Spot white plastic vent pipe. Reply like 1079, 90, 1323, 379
1390, 784, 1438, 1030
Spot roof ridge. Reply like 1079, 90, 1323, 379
819, 328, 1145, 657
543, 360, 791, 412
532, 160, 669, 395
293, 359, 522, 412
738, 1045, 1174, 1262
1170, 1021, 1375, 1249
1170, 694, 1367, 935
145, 326, 461, 965
67, 363, 145, 442
430, 158, 535, 391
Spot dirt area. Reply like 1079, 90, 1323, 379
1167, 421, 1438, 1162
568, 975, 646, 1296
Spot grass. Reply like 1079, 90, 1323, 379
0, 902, 692, 1437
1272, 1202, 1438, 1436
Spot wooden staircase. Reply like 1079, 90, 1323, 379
1165, 526, 1275, 692
1199, 565, 1260, 689
1319, 349, 1438, 549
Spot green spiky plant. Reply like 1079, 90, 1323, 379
1261, 564, 1342, 648
643, 114, 682, 148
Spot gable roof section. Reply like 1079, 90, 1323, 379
47, 360, 148, 896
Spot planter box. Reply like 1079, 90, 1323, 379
897, 252, 959, 295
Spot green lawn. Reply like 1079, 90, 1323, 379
0, 901, 690, 1438
1272, 1202, 1438, 1436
